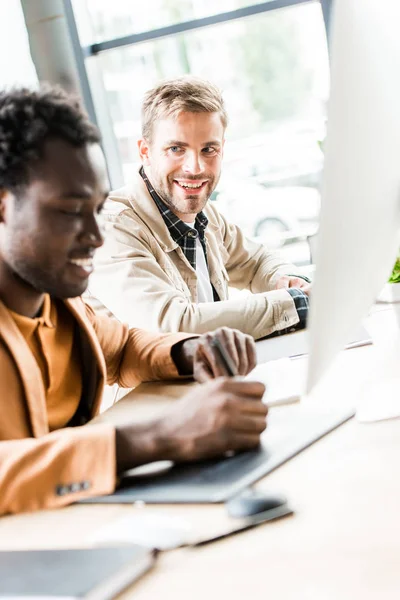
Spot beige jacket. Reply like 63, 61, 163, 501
88, 168, 305, 339
0, 297, 189, 515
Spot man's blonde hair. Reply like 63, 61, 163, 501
141, 76, 228, 141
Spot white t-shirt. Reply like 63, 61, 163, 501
186, 222, 214, 303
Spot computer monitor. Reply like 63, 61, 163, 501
306, 0, 400, 392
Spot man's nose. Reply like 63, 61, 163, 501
182, 151, 204, 175
80, 215, 104, 248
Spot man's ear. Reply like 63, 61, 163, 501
138, 138, 151, 166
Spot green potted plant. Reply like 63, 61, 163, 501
377, 254, 400, 302
388, 256, 400, 284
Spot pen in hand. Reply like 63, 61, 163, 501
210, 337, 238, 377
211, 337, 300, 408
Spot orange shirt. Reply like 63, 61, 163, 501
9, 295, 82, 431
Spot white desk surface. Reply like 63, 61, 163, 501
1, 305, 400, 600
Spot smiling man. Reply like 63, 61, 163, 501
0, 86, 267, 515
88, 76, 311, 339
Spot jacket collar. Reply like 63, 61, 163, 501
122, 167, 180, 253
63, 298, 106, 416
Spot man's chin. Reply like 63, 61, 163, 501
60, 284, 88, 299
173, 193, 209, 213
12, 266, 89, 300
46, 280, 88, 299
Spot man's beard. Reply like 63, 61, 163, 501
151, 173, 216, 216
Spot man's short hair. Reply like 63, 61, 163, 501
141, 76, 228, 141
0, 85, 100, 192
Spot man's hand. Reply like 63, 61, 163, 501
172, 327, 257, 382
275, 276, 311, 297
115, 378, 267, 471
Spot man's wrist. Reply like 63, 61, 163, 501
115, 421, 165, 473
115, 416, 189, 473
170, 337, 198, 376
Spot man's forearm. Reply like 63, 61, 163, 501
115, 419, 177, 472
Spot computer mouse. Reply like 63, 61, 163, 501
226, 488, 287, 518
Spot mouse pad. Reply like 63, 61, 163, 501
80, 404, 354, 504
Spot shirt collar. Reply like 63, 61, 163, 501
8, 294, 55, 336
38, 294, 55, 328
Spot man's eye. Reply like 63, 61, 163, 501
202, 147, 217, 154
60, 209, 82, 217
169, 146, 183, 153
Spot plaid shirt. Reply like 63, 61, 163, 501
140, 167, 220, 301
140, 167, 309, 324
264, 288, 309, 338
287, 287, 309, 329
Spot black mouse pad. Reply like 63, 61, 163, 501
80, 403, 354, 504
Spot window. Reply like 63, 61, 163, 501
72, 1, 329, 265
74, 0, 290, 44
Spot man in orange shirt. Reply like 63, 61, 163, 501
0, 86, 267, 515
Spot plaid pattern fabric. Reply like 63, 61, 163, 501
140, 167, 208, 271
287, 287, 309, 329
264, 287, 309, 338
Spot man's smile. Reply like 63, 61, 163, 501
173, 179, 209, 194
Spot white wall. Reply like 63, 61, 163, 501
0, 0, 37, 87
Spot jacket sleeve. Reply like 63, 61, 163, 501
216, 208, 310, 293
0, 424, 116, 515
84, 302, 193, 387
87, 210, 300, 340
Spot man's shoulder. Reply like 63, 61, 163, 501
105, 186, 133, 217
108, 185, 132, 203
107, 174, 144, 212
103, 188, 146, 228
106, 171, 157, 223
63, 297, 115, 334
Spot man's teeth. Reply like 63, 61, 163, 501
176, 181, 204, 189
69, 258, 93, 268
